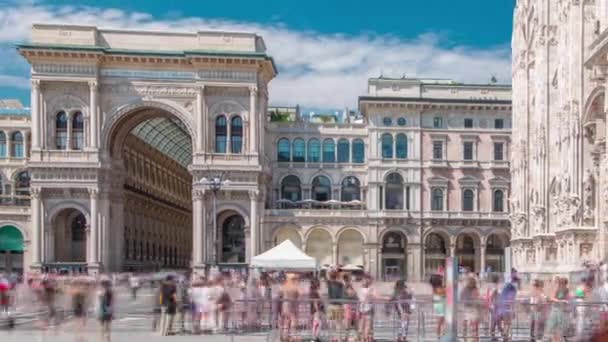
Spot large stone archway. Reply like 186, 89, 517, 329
105, 104, 194, 272
18, 24, 275, 274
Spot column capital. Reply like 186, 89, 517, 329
30, 187, 41, 198
192, 189, 206, 200
248, 189, 260, 201
31, 79, 41, 89
249, 85, 258, 94
88, 188, 99, 199
88, 80, 98, 90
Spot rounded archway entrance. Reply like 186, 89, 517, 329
0, 225, 24, 274
107, 104, 194, 272
424, 232, 448, 276
485, 233, 510, 273
50, 208, 88, 273
337, 229, 364, 266
455, 233, 479, 273
381, 231, 407, 281
217, 212, 246, 264
306, 228, 332, 266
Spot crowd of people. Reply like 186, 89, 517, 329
2, 266, 608, 341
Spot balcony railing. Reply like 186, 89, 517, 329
423, 210, 509, 220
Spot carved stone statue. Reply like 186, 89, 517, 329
531, 206, 545, 234
582, 168, 595, 225
559, 193, 581, 227
510, 212, 527, 238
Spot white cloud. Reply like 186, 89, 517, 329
0, 4, 511, 107
0, 74, 29, 89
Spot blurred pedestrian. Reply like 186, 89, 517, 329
280, 273, 299, 341
358, 276, 379, 342
97, 279, 114, 342
326, 270, 344, 341
529, 279, 548, 342
129, 274, 140, 301
546, 277, 571, 342
460, 275, 480, 342
430, 274, 446, 338
160, 275, 177, 336
393, 280, 412, 342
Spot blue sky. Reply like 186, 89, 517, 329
0, 0, 515, 107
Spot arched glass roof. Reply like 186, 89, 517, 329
131, 117, 191, 167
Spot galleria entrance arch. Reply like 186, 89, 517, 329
18, 24, 276, 273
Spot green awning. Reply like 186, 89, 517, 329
0, 225, 24, 252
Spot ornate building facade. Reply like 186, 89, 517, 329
0, 24, 511, 280
511, 0, 608, 275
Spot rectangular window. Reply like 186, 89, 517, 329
433, 141, 443, 160
464, 118, 474, 128
379, 186, 383, 210
463, 142, 474, 160
494, 142, 504, 161
405, 186, 410, 210
494, 118, 504, 129
433, 117, 443, 128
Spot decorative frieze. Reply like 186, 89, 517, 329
33, 64, 96, 76
100, 84, 198, 98
100, 69, 196, 80
199, 69, 257, 82
31, 168, 98, 182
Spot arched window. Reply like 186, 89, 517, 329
277, 138, 291, 162
352, 139, 365, 163
493, 190, 504, 212
312, 176, 331, 201
215, 115, 227, 153
11, 132, 23, 158
308, 138, 320, 162
293, 138, 305, 162
463, 189, 475, 211
230, 116, 243, 153
71, 111, 84, 150
322, 138, 335, 163
221, 215, 245, 263
385, 173, 403, 209
381, 133, 393, 159
341, 176, 360, 202
337, 139, 350, 163
0, 132, 6, 157
432, 188, 444, 211
396, 133, 408, 159
55, 111, 68, 150
14, 171, 30, 199
281, 175, 302, 202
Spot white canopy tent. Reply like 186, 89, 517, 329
251, 240, 318, 271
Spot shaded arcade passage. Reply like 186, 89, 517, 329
121, 117, 192, 271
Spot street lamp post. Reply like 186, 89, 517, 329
200, 176, 230, 269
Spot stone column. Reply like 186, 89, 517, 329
31, 80, 40, 150
480, 244, 486, 274
192, 190, 206, 271
249, 86, 258, 154
22, 130, 28, 158
249, 190, 259, 258
332, 243, 338, 265
408, 243, 422, 281
6, 130, 11, 159
88, 81, 99, 149
196, 86, 205, 152
88, 189, 99, 271
30, 187, 42, 269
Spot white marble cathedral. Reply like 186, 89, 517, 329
511, 0, 608, 275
